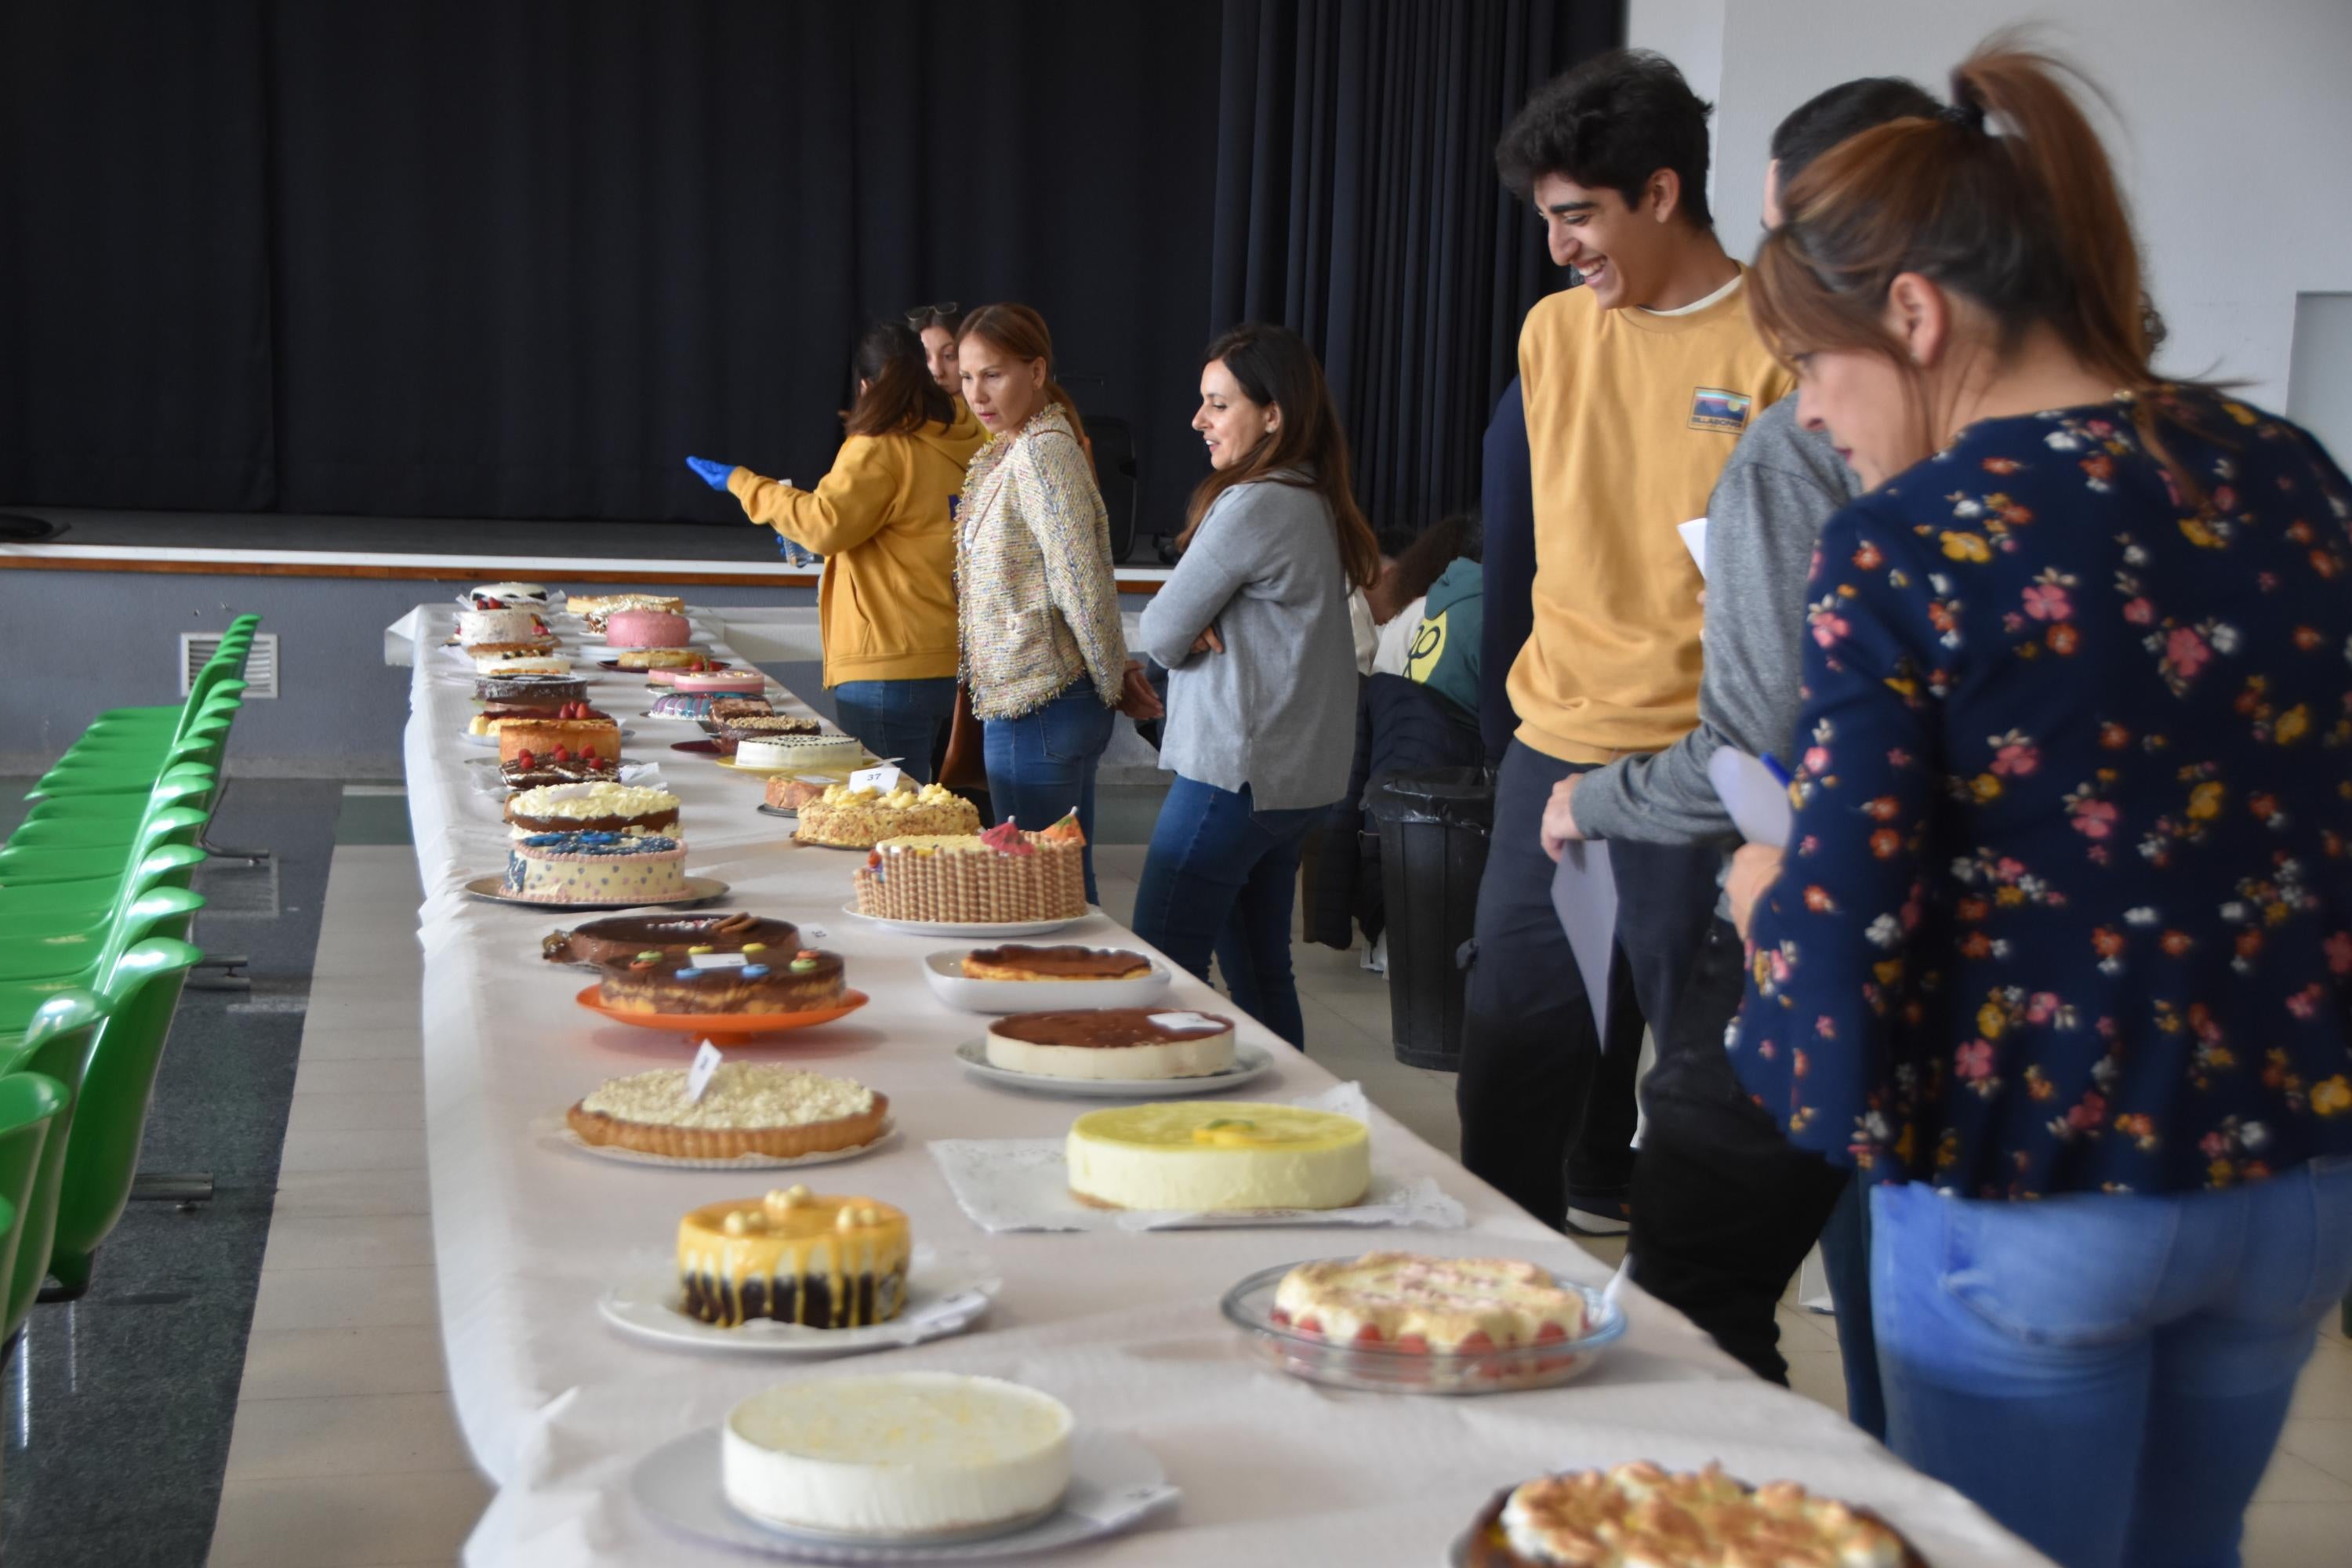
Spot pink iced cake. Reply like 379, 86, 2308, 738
604, 608, 693, 648
671, 670, 766, 695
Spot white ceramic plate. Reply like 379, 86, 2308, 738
462, 874, 728, 911
840, 902, 1091, 940
920, 949, 1173, 1013
597, 1247, 998, 1355
630, 1425, 1177, 1562
953, 1040, 1275, 1098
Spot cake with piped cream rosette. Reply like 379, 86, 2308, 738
1065, 1102, 1370, 1211
1462, 1463, 1929, 1568
506, 781, 681, 838
677, 1185, 909, 1329
503, 831, 688, 903
1270, 1253, 1588, 1352
797, 781, 980, 847
723, 1373, 1073, 1540
567, 1064, 886, 1161
985, 1007, 1234, 1081
598, 947, 844, 1014
854, 816, 1087, 924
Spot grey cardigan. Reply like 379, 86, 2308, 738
1137, 476, 1358, 810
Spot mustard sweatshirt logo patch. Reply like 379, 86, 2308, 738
1689, 387, 1753, 434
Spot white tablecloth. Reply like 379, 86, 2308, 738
390, 606, 2046, 1566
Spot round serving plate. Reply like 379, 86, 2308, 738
597, 1247, 997, 1355
1217, 1261, 1626, 1396
574, 985, 870, 1036
953, 1040, 1274, 1098
840, 902, 1091, 940
756, 804, 797, 820
716, 753, 872, 778
463, 875, 728, 912
920, 949, 1173, 1013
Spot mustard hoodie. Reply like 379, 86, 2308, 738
728, 401, 987, 685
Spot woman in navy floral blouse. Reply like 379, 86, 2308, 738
1728, 44, 2352, 1568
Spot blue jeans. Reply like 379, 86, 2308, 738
982, 685, 1114, 901
832, 677, 958, 785
1130, 775, 1324, 1049
1871, 1160, 2352, 1568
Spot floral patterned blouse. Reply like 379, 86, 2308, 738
1732, 387, 2352, 1198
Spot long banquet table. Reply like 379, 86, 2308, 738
390, 605, 2046, 1566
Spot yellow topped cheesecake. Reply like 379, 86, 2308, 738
1065, 1102, 1370, 1211
677, 1185, 911, 1329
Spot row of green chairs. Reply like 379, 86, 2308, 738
0, 618, 256, 1325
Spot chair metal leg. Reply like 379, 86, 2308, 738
199, 775, 272, 864
130, 1172, 213, 1208
187, 955, 251, 992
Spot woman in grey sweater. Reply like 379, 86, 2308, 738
1133, 325, 1380, 1047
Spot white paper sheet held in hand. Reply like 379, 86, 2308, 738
1707, 747, 1794, 850
1550, 842, 1617, 1042
1677, 515, 1709, 579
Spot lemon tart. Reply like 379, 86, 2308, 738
1065, 1102, 1370, 1211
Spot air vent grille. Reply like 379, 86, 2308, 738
180, 631, 278, 699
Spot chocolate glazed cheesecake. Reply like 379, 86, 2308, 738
983, 1007, 1236, 1081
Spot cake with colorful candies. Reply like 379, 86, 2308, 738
543, 911, 798, 967
963, 945, 1152, 982
648, 691, 727, 720
723, 1373, 1073, 1539
676, 1185, 909, 1329
598, 947, 845, 1014
499, 752, 617, 789
474, 672, 586, 706
497, 715, 619, 765
604, 608, 693, 648
1270, 1254, 1589, 1352
985, 1007, 1235, 1081
1462, 1464, 1929, 1568
853, 816, 1087, 924
671, 669, 768, 696
796, 781, 981, 848
735, 733, 865, 771
566, 1066, 885, 1161
1065, 1102, 1370, 1211
506, 781, 681, 838
503, 831, 688, 903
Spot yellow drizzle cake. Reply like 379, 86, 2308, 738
796, 780, 982, 848
723, 1373, 1074, 1538
1464, 1463, 1929, 1568
1065, 1102, 1370, 1211
677, 1185, 910, 1329
854, 817, 1087, 924
565, 1063, 887, 1160
1271, 1253, 1588, 1351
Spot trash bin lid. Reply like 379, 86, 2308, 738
1365, 766, 1494, 826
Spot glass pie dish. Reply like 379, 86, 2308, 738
1219, 1259, 1626, 1396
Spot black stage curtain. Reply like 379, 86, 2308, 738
1211, 0, 1617, 530
0, 2, 1617, 532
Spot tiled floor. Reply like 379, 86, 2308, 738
199, 837, 2352, 1566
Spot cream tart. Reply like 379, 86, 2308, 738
962, 945, 1152, 982
1270, 1253, 1588, 1352
567, 1064, 887, 1161
678, 1185, 910, 1329
1462, 1462, 1929, 1567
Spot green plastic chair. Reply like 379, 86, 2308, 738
0, 844, 208, 926
56, 693, 241, 764
23, 764, 219, 825
0, 994, 93, 1332
0, 808, 207, 888
11, 774, 220, 849
0, 1071, 67, 1345
0, 887, 205, 984
25, 737, 222, 801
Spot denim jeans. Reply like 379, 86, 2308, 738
982, 684, 1115, 901
832, 677, 958, 786
1871, 1158, 2352, 1568
1130, 776, 1325, 1049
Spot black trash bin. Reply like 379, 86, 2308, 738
1364, 766, 1494, 1070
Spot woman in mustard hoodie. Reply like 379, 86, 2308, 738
687, 321, 985, 779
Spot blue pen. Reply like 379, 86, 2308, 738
1759, 752, 1792, 789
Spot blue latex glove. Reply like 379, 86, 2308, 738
684, 456, 736, 491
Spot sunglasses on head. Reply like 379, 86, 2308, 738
906, 301, 960, 328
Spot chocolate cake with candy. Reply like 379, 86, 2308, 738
598, 947, 847, 1014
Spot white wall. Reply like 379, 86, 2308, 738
1628, 0, 2352, 408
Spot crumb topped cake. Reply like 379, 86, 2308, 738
797, 781, 981, 847
597, 947, 845, 1014
566, 1064, 886, 1160
853, 817, 1088, 924
1271, 1254, 1588, 1352
677, 1185, 911, 1329
1465, 1463, 1929, 1568
985, 1007, 1236, 1081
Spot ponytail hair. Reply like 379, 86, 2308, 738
1751, 36, 2208, 502
955, 303, 1089, 449
844, 319, 955, 439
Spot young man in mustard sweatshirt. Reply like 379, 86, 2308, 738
1457, 50, 1793, 1236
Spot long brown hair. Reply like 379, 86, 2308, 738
844, 319, 955, 438
1179, 323, 1379, 590
954, 303, 1088, 448
1750, 38, 2206, 502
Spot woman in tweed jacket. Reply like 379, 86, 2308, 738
953, 303, 1131, 899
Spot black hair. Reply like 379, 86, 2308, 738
1769, 77, 1942, 180
845, 320, 953, 438
1374, 525, 1417, 560
1495, 49, 1715, 228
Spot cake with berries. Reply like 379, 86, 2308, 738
1461, 1464, 1929, 1568
466, 581, 549, 608
675, 1185, 909, 1329
598, 947, 845, 1014
1065, 1102, 1370, 1211
497, 714, 620, 766
503, 831, 688, 903
985, 1007, 1235, 1081
853, 816, 1087, 924
1269, 1254, 1589, 1352
567, 1067, 885, 1162
506, 782, 681, 839
470, 699, 611, 737
457, 606, 552, 652
499, 752, 618, 789
796, 781, 981, 847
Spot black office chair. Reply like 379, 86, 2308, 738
1084, 416, 1141, 563
0, 514, 64, 542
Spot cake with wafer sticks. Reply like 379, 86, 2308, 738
852, 816, 1086, 924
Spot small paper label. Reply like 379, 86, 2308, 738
1149, 1011, 1221, 1033
684, 1040, 724, 1102
693, 952, 750, 969
849, 764, 902, 794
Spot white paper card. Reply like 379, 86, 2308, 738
849, 764, 902, 794
1148, 1011, 1223, 1032
688, 953, 750, 969
1708, 746, 1795, 849
1677, 516, 1710, 579
684, 1040, 724, 1102
1550, 842, 1618, 1044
